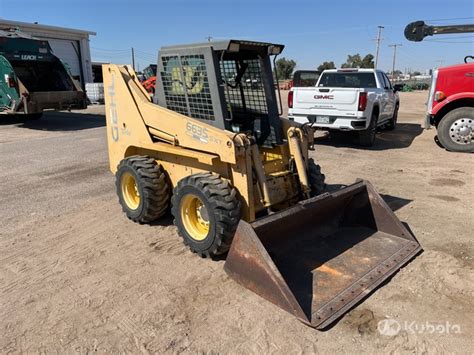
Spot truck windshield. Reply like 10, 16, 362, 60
318, 72, 376, 88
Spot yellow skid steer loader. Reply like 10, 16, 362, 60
103, 40, 421, 329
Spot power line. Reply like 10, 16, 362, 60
425, 39, 474, 44
90, 52, 131, 58
425, 17, 474, 22
90, 46, 129, 53
134, 48, 158, 57
393, 46, 431, 71
429, 35, 474, 39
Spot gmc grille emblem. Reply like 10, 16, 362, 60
314, 95, 334, 100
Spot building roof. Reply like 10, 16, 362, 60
0, 19, 96, 36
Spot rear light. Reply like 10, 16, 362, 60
288, 90, 294, 108
358, 92, 367, 111
434, 91, 446, 102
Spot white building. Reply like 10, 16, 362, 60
0, 19, 96, 86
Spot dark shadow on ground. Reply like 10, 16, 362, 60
314, 123, 423, 150
380, 194, 412, 211
0, 111, 105, 131
149, 213, 173, 227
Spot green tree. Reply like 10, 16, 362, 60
341, 53, 374, 68
275, 57, 296, 79
341, 54, 361, 68
361, 54, 374, 68
317, 61, 336, 71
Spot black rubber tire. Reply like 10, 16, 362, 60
308, 158, 326, 196
386, 104, 399, 131
171, 173, 241, 258
116, 156, 170, 223
437, 107, 474, 153
358, 112, 378, 147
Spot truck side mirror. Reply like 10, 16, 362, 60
393, 84, 403, 92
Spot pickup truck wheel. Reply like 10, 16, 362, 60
386, 104, 399, 131
437, 107, 474, 152
358, 112, 378, 147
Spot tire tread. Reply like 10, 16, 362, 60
116, 156, 170, 223
171, 173, 241, 258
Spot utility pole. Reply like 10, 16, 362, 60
206, 35, 213, 42
374, 26, 384, 69
388, 44, 402, 80
131, 47, 135, 70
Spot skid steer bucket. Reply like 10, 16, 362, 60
224, 180, 421, 329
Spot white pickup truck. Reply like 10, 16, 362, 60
288, 68, 400, 146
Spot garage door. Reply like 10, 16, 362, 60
46, 38, 82, 82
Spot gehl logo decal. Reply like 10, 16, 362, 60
314, 94, 334, 100
107, 73, 119, 141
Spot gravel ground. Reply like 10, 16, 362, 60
0, 92, 472, 353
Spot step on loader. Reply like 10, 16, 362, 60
103, 40, 421, 329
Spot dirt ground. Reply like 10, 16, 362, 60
0, 92, 472, 353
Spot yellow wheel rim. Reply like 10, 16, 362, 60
121, 172, 140, 210
180, 194, 210, 241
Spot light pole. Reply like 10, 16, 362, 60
388, 44, 402, 80
374, 26, 384, 69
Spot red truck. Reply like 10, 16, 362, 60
426, 60, 473, 152
405, 21, 473, 152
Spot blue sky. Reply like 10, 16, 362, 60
1, 0, 473, 72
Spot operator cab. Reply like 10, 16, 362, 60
155, 40, 285, 146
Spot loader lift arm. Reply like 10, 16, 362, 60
404, 21, 474, 42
